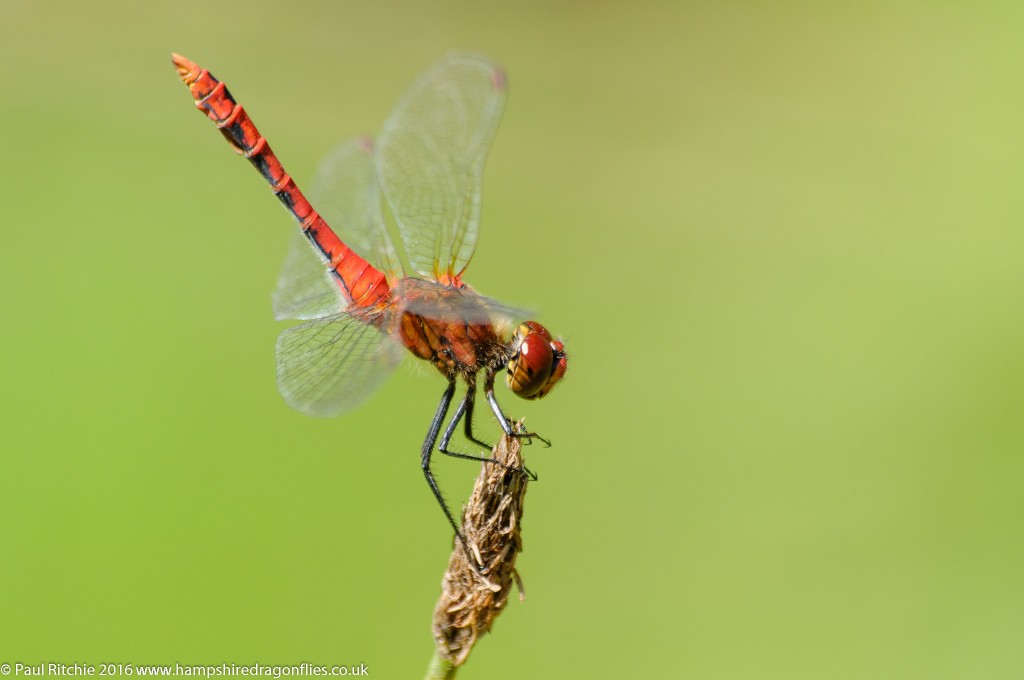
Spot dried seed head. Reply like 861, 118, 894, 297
432, 432, 530, 667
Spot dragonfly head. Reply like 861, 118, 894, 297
506, 321, 568, 400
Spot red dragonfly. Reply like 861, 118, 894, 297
172, 52, 567, 553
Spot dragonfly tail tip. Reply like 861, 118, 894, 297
170, 53, 200, 83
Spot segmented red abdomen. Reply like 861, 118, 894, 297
172, 54, 389, 309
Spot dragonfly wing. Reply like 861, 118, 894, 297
395, 278, 533, 329
376, 52, 507, 280
308, 136, 402, 277
273, 136, 403, 322
276, 310, 404, 418
272, 228, 345, 321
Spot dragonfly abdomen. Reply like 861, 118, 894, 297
172, 54, 389, 310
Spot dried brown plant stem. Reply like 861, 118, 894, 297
426, 430, 530, 679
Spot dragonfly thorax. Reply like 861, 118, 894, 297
398, 309, 509, 380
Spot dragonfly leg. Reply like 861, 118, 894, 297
462, 384, 492, 451
422, 379, 474, 560
484, 372, 551, 447
439, 387, 536, 480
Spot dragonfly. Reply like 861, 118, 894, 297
171, 52, 567, 556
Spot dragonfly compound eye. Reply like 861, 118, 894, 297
507, 322, 567, 399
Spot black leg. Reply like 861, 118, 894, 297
438, 391, 479, 459
438, 389, 535, 479
421, 380, 474, 559
462, 385, 492, 451
484, 372, 551, 447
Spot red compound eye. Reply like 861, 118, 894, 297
534, 339, 567, 399
506, 322, 568, 399
507, 329, 553, 397
519, 320, 551, 342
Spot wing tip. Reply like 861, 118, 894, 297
435, 50, 507, 92
490, 64, 507, 92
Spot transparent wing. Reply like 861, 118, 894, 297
272, 228, 344, 321
395, 278, 532, 329
276, 310, 404, 418
376, 52, 507, 280
308, 136, 402, 277
273, 136, 404, 322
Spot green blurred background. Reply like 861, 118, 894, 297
2, 1, 1023, 677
